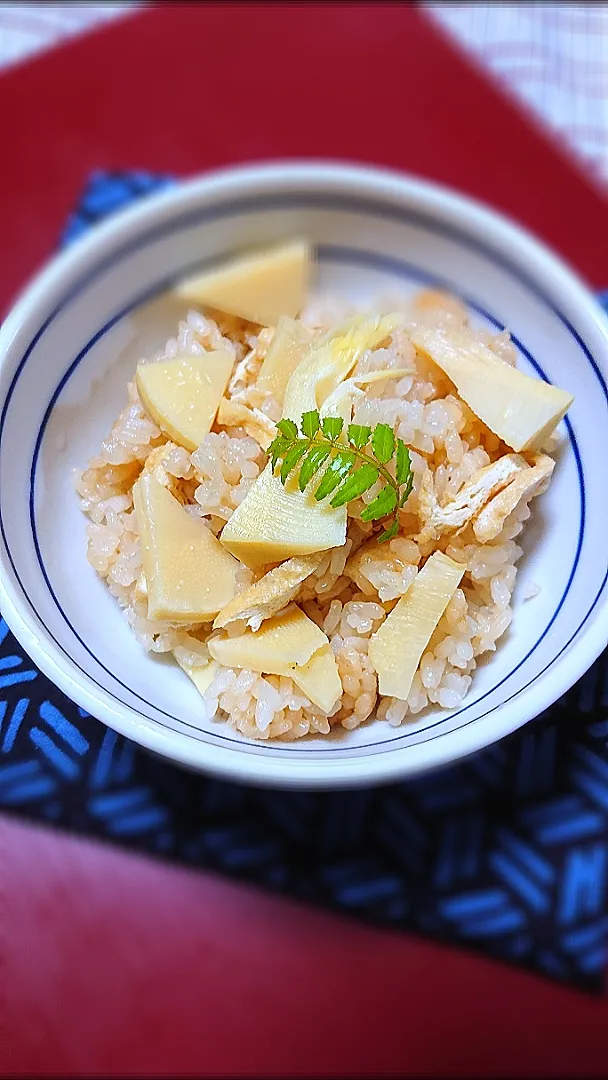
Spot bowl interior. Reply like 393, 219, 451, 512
1, 167, 607, 786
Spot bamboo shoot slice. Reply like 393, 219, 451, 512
134, 474, 240, 622
208, 605, 341, 713
219, 462, 346, 567
208, 604, 327, 669
410, 323, 573, 452
174, 240, 310, 325
136, 351, 233, 451
285, 644, 342, 713
175, 656, 220, 697
257, 316, 314, 404
369, 551, 465, 700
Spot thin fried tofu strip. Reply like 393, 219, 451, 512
473, 455, 554, 542
213, 552, 325, 630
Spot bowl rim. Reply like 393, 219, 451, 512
1, 158, 608, 789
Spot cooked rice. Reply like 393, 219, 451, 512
75, 290, 553, 740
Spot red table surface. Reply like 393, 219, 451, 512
0, 4, 607, 1075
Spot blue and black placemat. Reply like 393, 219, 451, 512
1, 171, 607, 992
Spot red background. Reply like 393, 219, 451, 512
1, 2, 607, 313
1, 5, 607, 1074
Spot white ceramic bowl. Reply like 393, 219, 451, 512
1, 161, 607, 789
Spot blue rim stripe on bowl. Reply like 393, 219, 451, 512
0, 194, 605, 758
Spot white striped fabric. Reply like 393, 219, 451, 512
425, 3, 608, 184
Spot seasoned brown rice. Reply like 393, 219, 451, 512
75, 290, 552, 740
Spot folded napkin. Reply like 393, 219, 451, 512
1, 171, 607, 992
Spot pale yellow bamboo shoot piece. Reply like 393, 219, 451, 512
411, 323, 573, 452
208, 605, 342, 712
136, 351, 233, 451
257, 316, 314, 404
174, 240, 310, 326
134, 474, 240, 623
369, 551, 465, 700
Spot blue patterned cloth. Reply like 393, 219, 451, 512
1, 171, 607, 992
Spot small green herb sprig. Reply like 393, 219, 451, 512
268, 410, 413, 543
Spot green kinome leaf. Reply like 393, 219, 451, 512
301, 409, 320, 438
269, 435, 291, 471
314, 450, 355, 501
280, 442, 308, 484
371, 422, 395, 464
347, 423, 372, 449
378, 518, 400, 543
399, 470, 414, 507
395, 439, 411, 486
276, 418, 298, 440
298, 445, 331, 492
268, 413, 413, 543
360, 484, 397, 522
330, 463, 379, 508
321, 416, 344, 441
